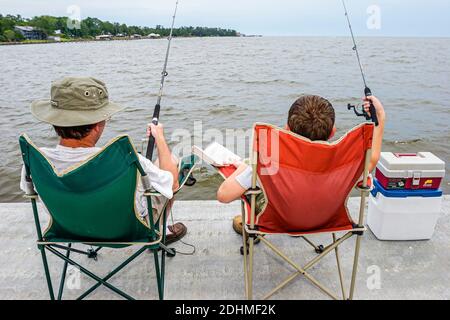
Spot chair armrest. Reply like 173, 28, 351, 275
140, 174, 152, 192
143, 191, 164, 197
23, 178, 38, 199
23, 194, 39, 199
141, 175, 164, 197
244, 188, 262, 196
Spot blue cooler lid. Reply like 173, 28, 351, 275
371, 179, 443, 198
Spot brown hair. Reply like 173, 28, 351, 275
288, 95, 335, 141
53, 124, 96, 140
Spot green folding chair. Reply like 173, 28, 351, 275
19, 134, 197, 300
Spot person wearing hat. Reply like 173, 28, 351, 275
19, 77, 187, 244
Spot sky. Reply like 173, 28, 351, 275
1, 0, 450, 37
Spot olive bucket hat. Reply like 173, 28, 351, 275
31, 77, 125, 127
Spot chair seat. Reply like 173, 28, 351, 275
40, 236, 158, 248
241, 196, 355, 235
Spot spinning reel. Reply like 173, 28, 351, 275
347, 103, 371, 121
346, 86, 379, 126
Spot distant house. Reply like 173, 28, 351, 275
14, 26, 47, 40
95, 34, 112, 40
130, 34, 142, 39
147, 33, 161, 39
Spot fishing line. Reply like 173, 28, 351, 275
146, 0, 180, 159
341, 0, 379, 126
342, 0, 367, 87
143, 0, 195, 255
169, 207, 196, 256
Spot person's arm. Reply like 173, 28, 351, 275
363, 95, 386, 172
217, 162, 249, 203
147, 123, 180, 191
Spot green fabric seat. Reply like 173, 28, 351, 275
19, 134, 197, 300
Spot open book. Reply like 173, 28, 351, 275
192, 142, 242, 167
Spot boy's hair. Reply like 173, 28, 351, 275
53, 124, 96, 140
288, 95, 335, 141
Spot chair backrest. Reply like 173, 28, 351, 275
19, 134, 152, 243
250, 123, 374, 234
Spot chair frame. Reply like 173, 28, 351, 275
21, 136, 197, 300
241, 123, 372, 300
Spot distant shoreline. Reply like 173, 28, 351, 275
0, 35, 243, 46
2, 35, 448, 46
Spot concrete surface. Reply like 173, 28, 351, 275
0, 197, 449, 300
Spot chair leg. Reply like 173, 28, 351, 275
248, 236, 255, 300
301, 236, 324, 254
160, 250, 166, 298
349, 235, 362, 300
332, 234, 346, 300
57, 243, 72, 300
77, 246, 147, 300
46, 246, 135, 300
153, 249, 163, 300
160, 210, 168, 297
259, 236, 340, 300
241, 204, 249, 299
40, 246, 55, 300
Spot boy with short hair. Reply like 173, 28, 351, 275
217, 94, 386, 234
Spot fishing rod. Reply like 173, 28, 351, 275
146, 0, 180, 159
341, 0, 379, 126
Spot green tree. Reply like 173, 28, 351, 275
29, 15, 56, 34
3, 29, 16, 41
0, 13, 239, 42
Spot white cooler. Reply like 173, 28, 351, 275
368, 180, 443, 240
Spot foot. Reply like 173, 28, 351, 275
232, 215, 243, 235
232, 215, 261, 244
164, 222, 187, 245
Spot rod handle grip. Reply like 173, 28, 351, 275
146, 104, 161, 160
364, 87, 379, 126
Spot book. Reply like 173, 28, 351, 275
192, 142, 242, 167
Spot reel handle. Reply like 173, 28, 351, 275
364, 87, 379, 126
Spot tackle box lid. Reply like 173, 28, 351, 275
371, 179, 443, 198
377, 152, 445, 178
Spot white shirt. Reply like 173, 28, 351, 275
235, 165, 254, 190
20, 145, 174, 216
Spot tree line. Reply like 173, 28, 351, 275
0, 14, 238, 42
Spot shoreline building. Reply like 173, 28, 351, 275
147, 33, 161, 39
95, 34, 112, 41
14, 26, 47, 40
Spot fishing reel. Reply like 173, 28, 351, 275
141, 138, 197, 187
347, 87, 379, 126
347, 103, 371, 121
181, 167, 197, 187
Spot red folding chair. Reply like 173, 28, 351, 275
237, 122, 374, 300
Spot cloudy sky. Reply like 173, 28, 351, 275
2, 0, 450, 37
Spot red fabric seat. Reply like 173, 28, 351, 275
220, 123, 374, 235
252, 123, 373, 234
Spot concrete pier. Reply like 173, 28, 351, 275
0, 197, 449, 300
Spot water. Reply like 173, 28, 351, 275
1, 37, 449, 202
